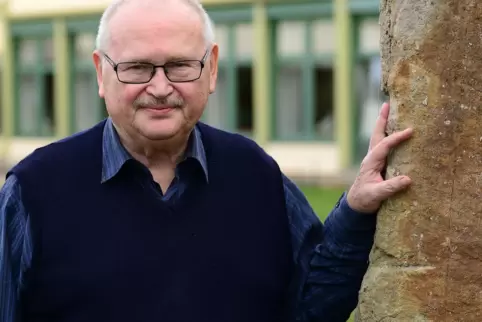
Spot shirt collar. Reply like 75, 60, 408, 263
101, 117, 208, 183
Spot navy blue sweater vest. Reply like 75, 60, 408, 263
9, 120, 294, 322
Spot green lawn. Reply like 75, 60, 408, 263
300, 185, 346, 221
299, 185, 355, 322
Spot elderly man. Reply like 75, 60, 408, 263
0, 0, 412, 321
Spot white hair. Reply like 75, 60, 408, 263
95, 0, 215, 51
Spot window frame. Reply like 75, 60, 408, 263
202, 7, 253, 136
201, 24, 238, 132
269, 3, 335, 142
352, 14, 383, 163
0, 63, 3, 135
67, 17, 105, 134
12, 21, 55, 137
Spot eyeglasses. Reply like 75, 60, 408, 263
101, 50, 210, 84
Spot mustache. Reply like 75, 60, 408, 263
133, 96, 184, 109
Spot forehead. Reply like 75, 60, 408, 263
108, 1, 205, 60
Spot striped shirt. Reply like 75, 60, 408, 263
0, 118, 376, 322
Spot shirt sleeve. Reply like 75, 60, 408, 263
282, 174, 376, 322
0, 174, 32, 322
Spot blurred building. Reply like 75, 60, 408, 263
0, 0, 386, 181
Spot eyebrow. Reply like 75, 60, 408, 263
166, 55, 192, 61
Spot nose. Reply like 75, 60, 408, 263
145, 67, 174, 98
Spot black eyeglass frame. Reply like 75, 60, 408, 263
101, 49, 210, 84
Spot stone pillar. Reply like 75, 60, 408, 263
356, 1, 482, 321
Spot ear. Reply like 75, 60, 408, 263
208, 43, 219, 94
93, 50, 105, 98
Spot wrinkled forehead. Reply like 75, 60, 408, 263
107, 0, 205, 60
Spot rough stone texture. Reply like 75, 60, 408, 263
355, 1, 482, 321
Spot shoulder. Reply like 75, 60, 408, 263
0, 174, 29, 232
0, 173, 30, 292
196, 122, 279, 169
1, 174, 24, 211
9, 120, 106, 176
24, 120, 105, 161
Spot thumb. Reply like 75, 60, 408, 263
375, 176, 412, 201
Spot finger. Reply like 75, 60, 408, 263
372, 176, 412, 201
368, 128, 413, 169
368, 102, 390, 151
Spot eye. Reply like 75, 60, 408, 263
170, 62, 192, 68
129, 64, 146, 70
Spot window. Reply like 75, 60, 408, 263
70, 32, 106, 132
236, 66, 253, 133
0, 66, 3, 134
314, 66, 334, 140
354, 18, 386, 160
204, 24, 230, 130
274, 19, 334, 140
357, 57, 385, 140
234, 23, 253, 135
204, 68, 229, 129
275, 66, 303, 138
15, 37, 55, 136
203, 22, 253, 135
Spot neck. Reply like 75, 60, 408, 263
114, 124, 191, 170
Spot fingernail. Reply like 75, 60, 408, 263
401, 176, 411, 184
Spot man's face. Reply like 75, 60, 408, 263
93, 1, 219, 141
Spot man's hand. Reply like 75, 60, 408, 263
347, 102, 413, 214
